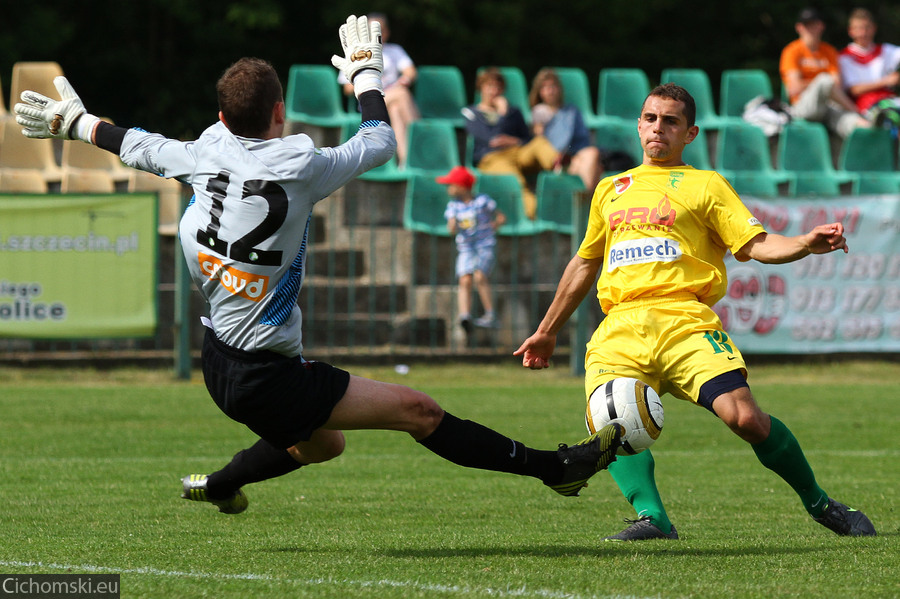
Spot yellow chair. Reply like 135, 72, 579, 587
0, 119, 63, 185
10, 61, 65, 103
0, 73, 8, 121
0, 170, 49, 193
129, 170, 186, 235
61, 170, 116, 193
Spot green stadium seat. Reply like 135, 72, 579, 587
535, 171, 585, 234
660, 68, 732, 129
403, 174, 451, 236
683, 128, 712, 170
789, 173, 842, 197
475, 66, 531, 123
285, 64, 359, 129
854, 173, 900, 194
549, 67, 601, 127
414, 65, 467, 127
838, 126, 896, 172
716, 122, 792, 195
405, 120, 460, 174
777, 121, 857, 193
719, 69, 774, 119
593, 119, 643, 173
838, 126, 900, 194
474, 173, 538, 236
464, 133, 475, 167
725, 172, 780, 197
596, 68, 650, 123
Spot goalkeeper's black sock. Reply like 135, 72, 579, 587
417, 412, 559, 482
206, 438, 303, 499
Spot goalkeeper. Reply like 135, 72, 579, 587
14, 15, 623, 512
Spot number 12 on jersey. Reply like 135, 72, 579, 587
196, 171, 288, 267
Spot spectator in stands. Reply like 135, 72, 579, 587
438, 166, 506, 333
529, 68, 603, 190
462, 67, 560, 220
339, 12, 419, 165
780, 7, 868, 138
839, 8, 900, 131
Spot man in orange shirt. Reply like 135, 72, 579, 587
780, 7, 868, 137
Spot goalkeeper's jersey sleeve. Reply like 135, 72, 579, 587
578, 164, 766, 313
119, 121, 395, 356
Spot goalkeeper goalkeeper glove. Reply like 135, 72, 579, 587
14, 76, 100, 143
330, 14, 384, 97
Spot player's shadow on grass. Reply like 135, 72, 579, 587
380, 542, 881, 558
269, 532, 892, 555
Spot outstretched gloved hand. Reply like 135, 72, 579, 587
331, 14, 384, 97
14, 76, 100, 143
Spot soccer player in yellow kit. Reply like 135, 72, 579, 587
515, 83, 877, 539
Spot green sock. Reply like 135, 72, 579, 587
608, 449, 673, 534
752, 416, 829, 517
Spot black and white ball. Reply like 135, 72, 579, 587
588, 378, 664, 455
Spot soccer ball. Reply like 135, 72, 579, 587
587, 378, 664, 455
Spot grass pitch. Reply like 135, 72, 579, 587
0, 361, 897, 598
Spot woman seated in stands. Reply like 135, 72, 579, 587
462, 67, 559, 220
529, 68, 603, 190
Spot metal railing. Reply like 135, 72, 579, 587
1, 182, 592, 375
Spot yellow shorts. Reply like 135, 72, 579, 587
584, 295, 747, 405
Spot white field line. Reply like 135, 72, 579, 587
0, 560, 663, 599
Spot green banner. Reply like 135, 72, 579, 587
0, 193, 158, 338
716, 195, 900, 353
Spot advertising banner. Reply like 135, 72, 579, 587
0, 193, 158, 338
716, 195, 900, 353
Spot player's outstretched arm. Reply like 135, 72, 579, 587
514, 254, 603, 369
514, 332, 557, 370
736, 223, 848, 264
14, 77, 100, 143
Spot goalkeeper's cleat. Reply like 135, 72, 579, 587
604, 516, 679, 541
181, 474, 248, 515
813, 498, 876, 536
548, 423, 623, 497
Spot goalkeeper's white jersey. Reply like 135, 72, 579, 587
120, 121, 395, 356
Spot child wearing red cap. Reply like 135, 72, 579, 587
437, 166, 506, 332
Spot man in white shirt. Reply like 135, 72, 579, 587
839, 8, 900, 124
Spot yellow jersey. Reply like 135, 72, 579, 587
578, 164, 766, 313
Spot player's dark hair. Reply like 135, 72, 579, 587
644, 83, 697, 127
217, 58, 283, 138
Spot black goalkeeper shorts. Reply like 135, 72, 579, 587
201, 328, 350, 449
